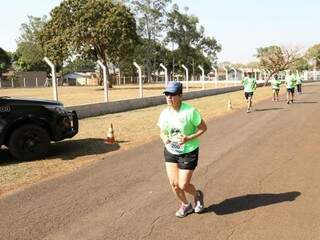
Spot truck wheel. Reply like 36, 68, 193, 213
8, 124, 50, 161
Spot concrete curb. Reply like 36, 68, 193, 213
66, 83, 264, 119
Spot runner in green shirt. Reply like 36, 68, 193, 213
158, 81, 207, 218
241, 72, 257, 113
271, 74, 281, 102
295, 72, 303, 94
285, 70, 296, 104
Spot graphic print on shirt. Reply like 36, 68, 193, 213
167, 127, 184, 154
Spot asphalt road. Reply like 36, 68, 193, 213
1, 83, 320, 240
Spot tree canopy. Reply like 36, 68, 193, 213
39, 0, 138, 86
63, 58, 97, 75
256, 45, 302, 83
130, 0, 172, 81
14, 16, 48, 71
165, 4, 221, 76
0, 47, 11, 77
12, 0, 222, 83
305, 44, 320, 69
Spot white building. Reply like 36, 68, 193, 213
63, 72, 99, 86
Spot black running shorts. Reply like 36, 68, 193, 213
244, 92, 254, 99
164, 147, 199, 170
287, 88, 295, 93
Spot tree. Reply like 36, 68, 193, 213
63, 58, 96, 75
305, 44, 320, 70
291, 57, 308, 72
165, 5, 221, 77
15, 16, 48, 71
131, 0, 172, 82
0, 48, 11, 79
39, 0, 138, 87
256, 45, 302, 84
38, 10, 70, 68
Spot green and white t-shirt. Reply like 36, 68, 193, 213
242, 77, 257, 93
285, 74, 297, 89
157, 102, 202, 155
271, 78, 281, 90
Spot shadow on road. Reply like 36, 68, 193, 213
300, 92, 317, 94
254, 107, 283, 112
47, 138, 122, 160
292, 101, 318, 104
203, 191, 301, 215
303, 84, 320, 87
0, 138, 124, 165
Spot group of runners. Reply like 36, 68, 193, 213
242, 70, 303, 113
157, 71, 303, 218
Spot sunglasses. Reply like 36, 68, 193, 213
164, 92, 179, 97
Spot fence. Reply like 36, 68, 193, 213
0, 77, 64, 88
303, 71, 320, 81
0, 74, 209, 88
1, 70, 320, 90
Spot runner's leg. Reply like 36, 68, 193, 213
178, 169, 196, 197
165, 162, 188, 204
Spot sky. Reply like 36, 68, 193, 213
0, 0, 319, 64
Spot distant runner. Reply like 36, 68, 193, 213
271, 74, 281, 101
157, 81, 207, 218
285, 70, 297, 104
241, 72, 257, 113
296, 72, 303, 94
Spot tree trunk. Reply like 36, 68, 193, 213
101, 56, 112, 88
147, 59, 151, 83
264, 72, 275, 86
106, 66, 112, 88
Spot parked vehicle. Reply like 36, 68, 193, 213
0, 96, 78, 161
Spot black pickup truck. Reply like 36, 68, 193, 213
0, 96, 78, 161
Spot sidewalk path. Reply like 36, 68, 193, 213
1, 83, 320, 240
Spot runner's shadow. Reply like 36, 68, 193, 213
292, 101, 317, 104
203, 191, 301, 215
254, 107, 283, 112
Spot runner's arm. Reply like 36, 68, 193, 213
179, 119, 207, 144
160, 131, 170, 144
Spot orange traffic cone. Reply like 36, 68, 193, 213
227, 98, 233, 110
105, 123, 116, 144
